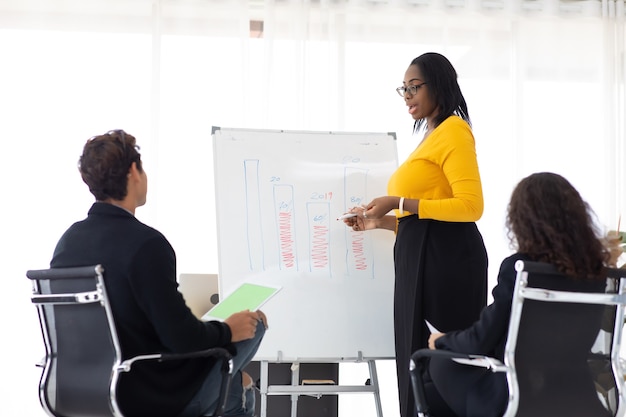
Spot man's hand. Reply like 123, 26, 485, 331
224, 310, 267, 342
257, 310, 268, 329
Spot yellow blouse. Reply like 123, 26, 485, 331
388, 115, 484, 222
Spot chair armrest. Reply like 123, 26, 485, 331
117, 347, 233, 417
412, 349, 505, 372
160, 347, 232, 363
412, 348, 473, 362
161, 348, 233, 375
451, 356, 506, 371
118, 347, 233, 373
410, 349, 507, 416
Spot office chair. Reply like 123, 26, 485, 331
27, 264, 233, 417
409, 260, 626, 417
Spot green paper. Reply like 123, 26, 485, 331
205, 283, 279, 320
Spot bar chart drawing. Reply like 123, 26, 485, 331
273, 183, 298, 271
306, 202, 331, 274
243, 159, 264, 272
343, 167, 374, 278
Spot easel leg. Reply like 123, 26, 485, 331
368, 360, 383, 417
260, 361, 269, 417
290, 362, 299, 417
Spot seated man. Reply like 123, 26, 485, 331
50, 129, 266, 417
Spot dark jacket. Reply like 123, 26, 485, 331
51, 202, 232, 417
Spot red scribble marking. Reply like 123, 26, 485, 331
278, 212, 295, 269
351, 232, 368, 271
311, 224, 329, 269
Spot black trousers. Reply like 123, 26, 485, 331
393, 216, 488, 417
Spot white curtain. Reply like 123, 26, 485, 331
1, 1, 624, 415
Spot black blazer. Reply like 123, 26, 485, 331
51, 202, 232, 417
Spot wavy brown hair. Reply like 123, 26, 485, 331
79, 129, 142, 201
506, 172, 608, 280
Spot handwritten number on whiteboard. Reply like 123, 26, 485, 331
342, 156, 361, 164
310, 192, 333, 200
350, 196, 363, 205
313, 214, 327, 222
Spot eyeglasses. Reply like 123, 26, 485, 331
396, 83, 427, 97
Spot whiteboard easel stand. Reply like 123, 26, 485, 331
212, 127, 398, 417
258, 351, 384, 417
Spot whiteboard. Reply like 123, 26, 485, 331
212, 127, 398, 361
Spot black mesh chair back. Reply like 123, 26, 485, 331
505, 261, 622, 417
409, 260, 626, 417
29, 265, 122, 416
28, 265, 233, 417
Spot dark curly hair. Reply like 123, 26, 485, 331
78, 130, 142, 201
410, 52, 471, 133
506, 172, 608, 279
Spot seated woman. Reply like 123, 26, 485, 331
423, 172, 615, 417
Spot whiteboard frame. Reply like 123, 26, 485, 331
212, 126, 398, 361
